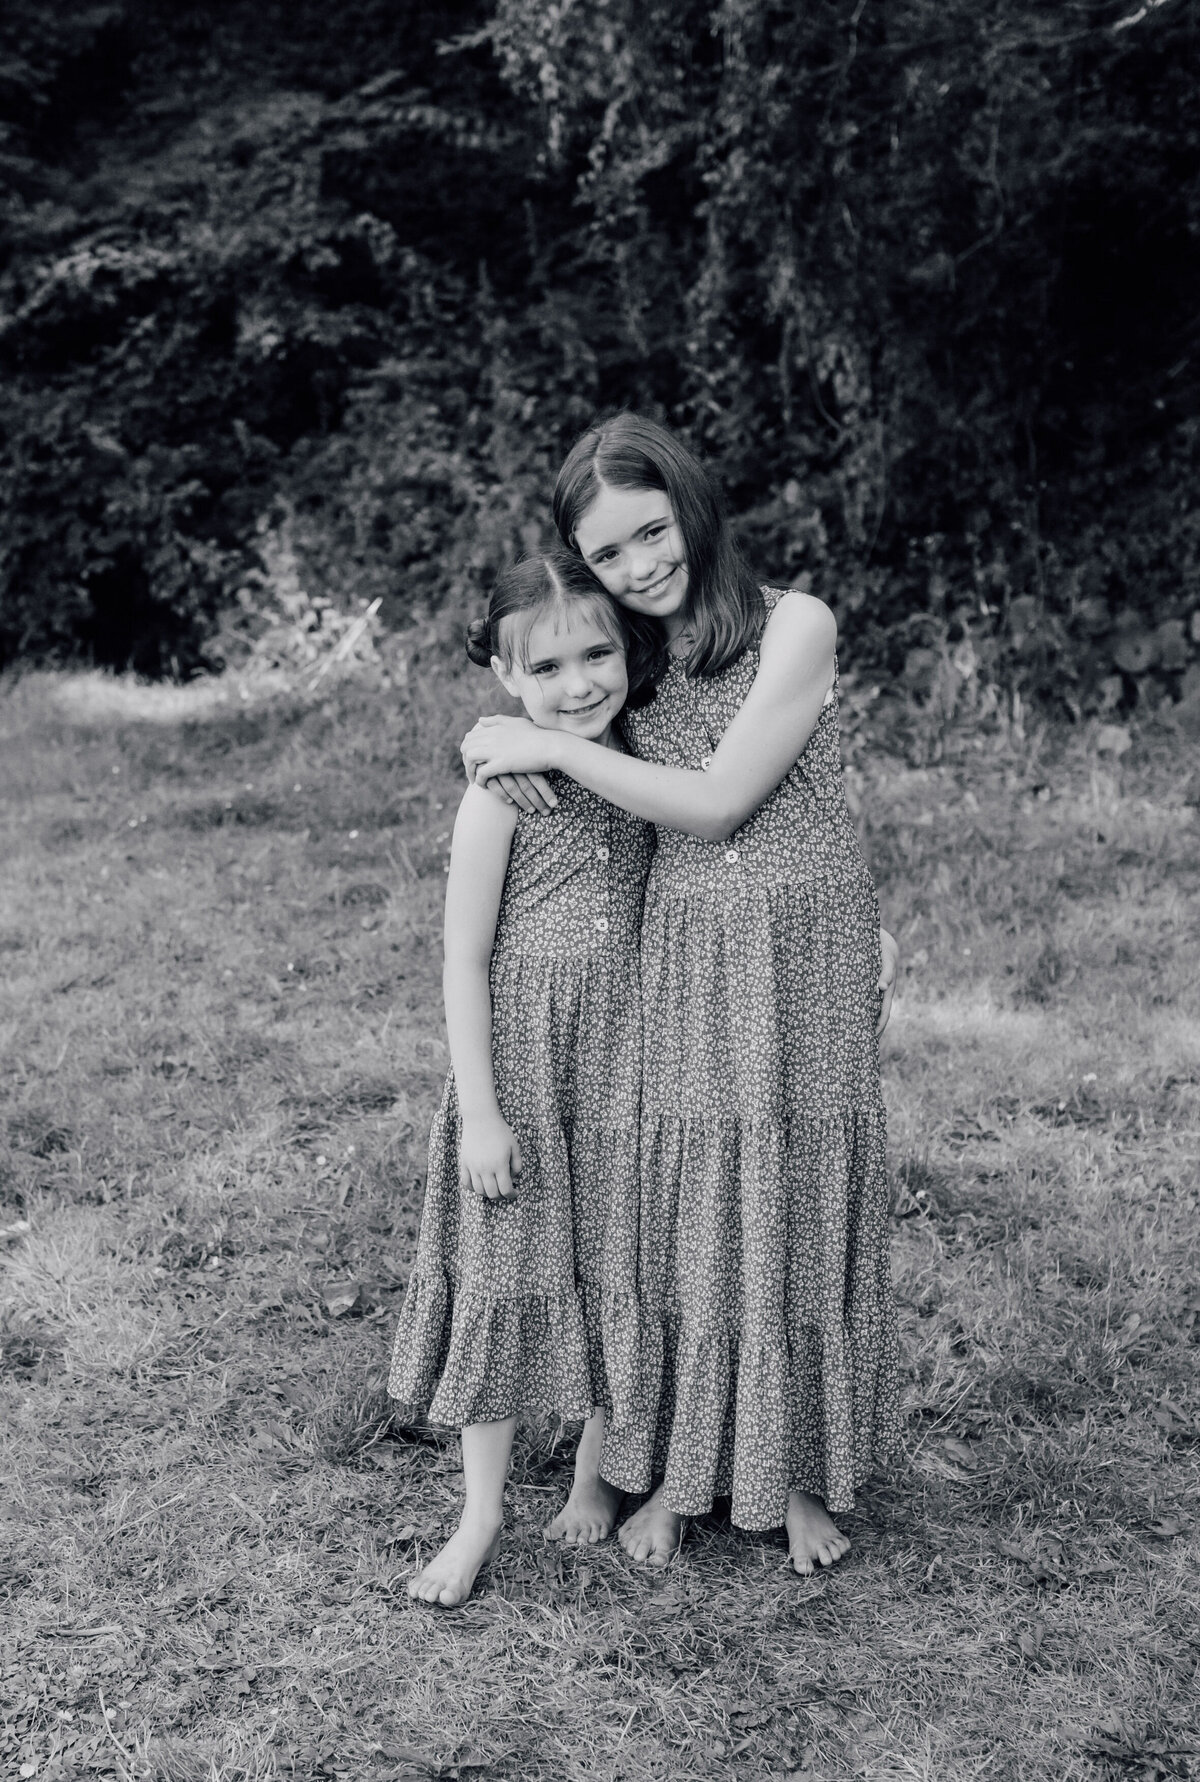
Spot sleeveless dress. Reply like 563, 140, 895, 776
606, 588, 899, 1529
388, 774, 652, 1428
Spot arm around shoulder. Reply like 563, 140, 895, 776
545, 594, 837, 843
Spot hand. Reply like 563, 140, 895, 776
877, 927, 899, 1037
462, 715, 562, 788
458, 1112, 523, 1200
485, 773, 560, 815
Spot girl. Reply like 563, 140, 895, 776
388, 549, 653, 1606
462, 414, 900, 1576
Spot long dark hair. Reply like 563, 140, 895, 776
551, 412, 764, 679
464, 547, 658, 707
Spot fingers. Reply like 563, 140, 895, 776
512, 773, 559, 814
459, 716, 509, 761
481, 774, 557, 815
875, 926, 898, 1036
876, 928, 899, 1036
876, 977, 896, 1037
463, 1123, 522, 1202
471, 1167, 519, 1201
492, 773, 540, 814
493, 1139, 521, 1201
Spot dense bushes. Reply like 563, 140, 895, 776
1, 0, 1197, 711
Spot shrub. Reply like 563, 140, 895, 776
1, 0, 1197, 713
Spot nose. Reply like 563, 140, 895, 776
629, 545, 659, 586
563, 661, 592, 697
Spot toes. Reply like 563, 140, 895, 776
621, 1527, 675, 1567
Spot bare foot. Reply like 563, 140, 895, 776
617, 1484, 683, 1569
785, 1490, 850, 1576
545, 1475, 623, 1545
408, 1515, 501, 1607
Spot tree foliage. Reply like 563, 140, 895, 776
1, 0, 1197, 710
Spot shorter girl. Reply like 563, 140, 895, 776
388, 550, 653, 1606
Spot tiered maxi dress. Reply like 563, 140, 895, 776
388, 774, 652, 1429
604, 588, 900, 1529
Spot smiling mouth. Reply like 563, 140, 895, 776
561, 695, 608, 716
634, 566, 679, 598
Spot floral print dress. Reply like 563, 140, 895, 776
604, 588, 900, 1529
388, 774, 652, 1429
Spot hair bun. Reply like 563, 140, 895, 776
464, 617, 492, 666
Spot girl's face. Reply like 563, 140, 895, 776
493, 605, 628, 743
573, 485, 690, 635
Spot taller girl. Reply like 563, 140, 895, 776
464, 415, 899, 1573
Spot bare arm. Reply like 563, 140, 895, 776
461, 593, 837, 843
442, 784, 524, 1198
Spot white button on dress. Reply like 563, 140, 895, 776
597, 845, 610, 861
724, 849, 739, 864
594, 916, 609, 933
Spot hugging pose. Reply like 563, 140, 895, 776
388, 413, 900, 1607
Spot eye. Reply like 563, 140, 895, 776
644, 524, 666, 540
531, 661, 558, 676
588, 647, 614, 661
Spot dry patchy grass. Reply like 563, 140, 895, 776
1, 667, 1198, 1782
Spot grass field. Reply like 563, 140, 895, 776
2, 661, 1198, 1782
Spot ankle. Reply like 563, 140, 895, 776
459, 1501, 505, 1537
574, 1412, 606, 1473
